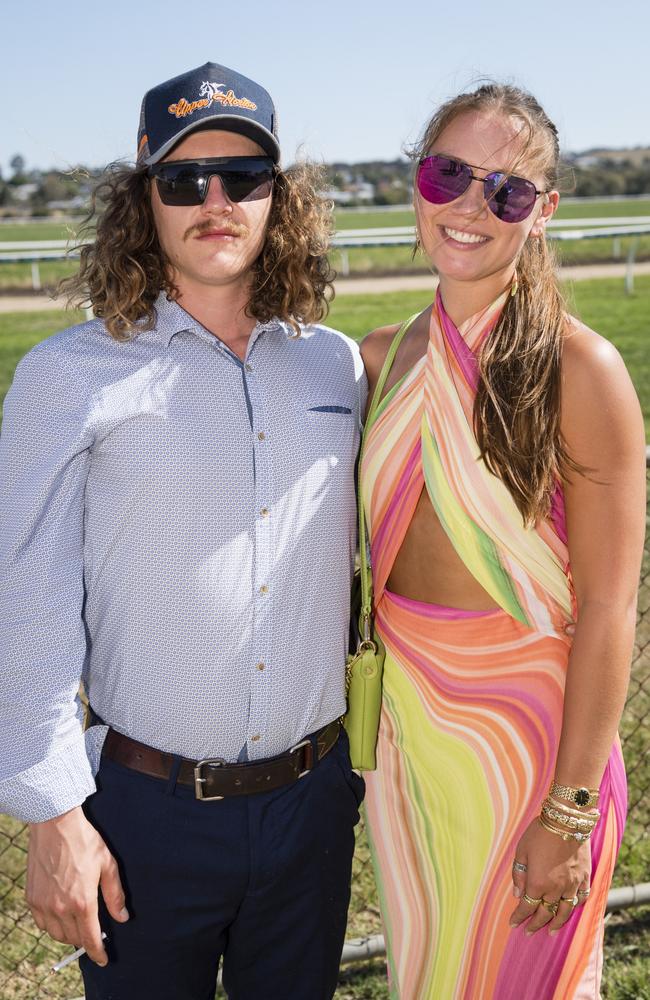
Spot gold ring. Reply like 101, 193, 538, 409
541, 898, 559, 915
522, 893, 542, 906
560, 895, 579, 907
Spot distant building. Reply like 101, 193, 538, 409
12, 183, 39, 203
47, 196, 89, 212
320, 181, 375, 205
572, 147, 650, 168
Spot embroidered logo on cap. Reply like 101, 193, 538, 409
168, 81, 258, 119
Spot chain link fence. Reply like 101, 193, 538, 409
1, 462, 649, 998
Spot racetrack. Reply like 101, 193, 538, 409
1, 261, 649, 313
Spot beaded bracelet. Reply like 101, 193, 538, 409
538, 814, 592, 843
546, 795, 601, 821
541, 804, 598, 833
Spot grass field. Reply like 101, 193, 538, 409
1, 232, 648, 294
334, 199, 650, 272
0, 221, 83, 242
333, 198, 650, 229
1, 198, 649, 290
1, 198, 649, 241
0, 280, 648, 998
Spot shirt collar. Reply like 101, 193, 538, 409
148, 291, 287, 348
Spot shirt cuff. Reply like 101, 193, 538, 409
0, 725, 108, 823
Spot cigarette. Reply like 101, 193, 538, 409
50, 931, 108, 973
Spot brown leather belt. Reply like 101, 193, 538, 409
102, 719, 341, 800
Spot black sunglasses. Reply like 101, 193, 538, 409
417, 154, 547, 224
148, 156, 275, 206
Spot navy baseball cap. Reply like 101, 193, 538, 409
137, 62, 280, 165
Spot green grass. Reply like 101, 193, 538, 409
0, 309, 85, 405
0, 285, 648, 998
1, 202, 649, 290
0, 221, 84, 242
566, 276, 650, 436
334, 209, 415, 230
328, 235, 650, 278
330, 199, 650, 275
326, 276, 650, 436
8, 234, 650, 290
334, 199, 650, 229
555, 198, 650, 220
0, 260, 77, 291
555, 235, 650, 266
1, 198, 648, 245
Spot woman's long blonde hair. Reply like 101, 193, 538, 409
414, 83, 581, 525
59, 161, 335, 339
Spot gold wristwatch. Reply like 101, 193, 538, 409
549, 780, 599, 808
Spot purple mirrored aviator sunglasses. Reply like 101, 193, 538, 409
417, 154, 547, 224
148, 156, 275, 206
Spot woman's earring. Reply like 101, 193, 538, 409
510, 273, 519, 297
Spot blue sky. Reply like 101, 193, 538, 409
2, 0, 648, 176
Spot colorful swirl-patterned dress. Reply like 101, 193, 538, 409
360, 289, 626, 999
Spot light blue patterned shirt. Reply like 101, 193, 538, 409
0, 293, 366, 823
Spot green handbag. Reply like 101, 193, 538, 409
344, 498, 385, 771
344, 315, 417, 770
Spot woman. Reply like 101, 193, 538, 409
359, 84, 645, 999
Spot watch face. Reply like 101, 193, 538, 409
575, 788, 590, 806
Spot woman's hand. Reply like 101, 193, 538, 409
509, 818, 591, 935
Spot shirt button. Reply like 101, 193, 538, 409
251, 734, 261, 742
245, 363, 253, 372
256, 661, 265, 671
260, 584, 269, 594
260, 507, 269, 518
257, 431, 266, 441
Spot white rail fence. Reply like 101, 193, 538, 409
1, 222, 649, 293
330, 223, 650, 293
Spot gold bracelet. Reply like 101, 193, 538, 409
542, 808, 597, 832
546, 796, 601, 821
549, 780, 599, 808
541, 804, 598, 832
539, 814, 592, 843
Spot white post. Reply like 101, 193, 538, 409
339, 250, 350, 278
625, 238, 638, 296
31, 261, 41, 291
612, 237, 621, 259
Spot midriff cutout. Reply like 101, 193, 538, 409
386, 487, 501, 611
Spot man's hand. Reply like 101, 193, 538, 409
27, 806, 129, 966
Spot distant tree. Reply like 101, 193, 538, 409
625, 166, 650, 195
39, 172, 76, 202
596, 169, 626, 196
9, 154, 27, 184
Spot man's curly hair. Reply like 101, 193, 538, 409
59, 162, 335, 340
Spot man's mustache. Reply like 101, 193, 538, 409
184, 219, 249, 241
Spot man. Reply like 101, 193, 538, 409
0, 62, 366, 1000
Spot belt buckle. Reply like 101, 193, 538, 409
288, 738, 313, 779
194, 758, 227, 801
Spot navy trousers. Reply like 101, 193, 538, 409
80, 729, 364, 1000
